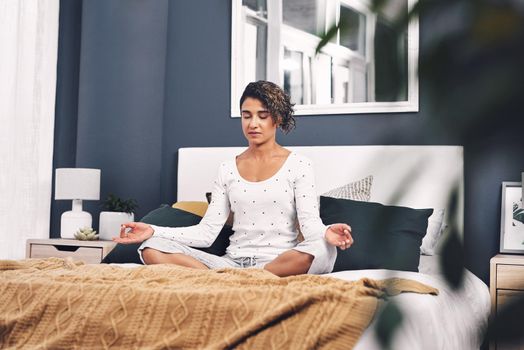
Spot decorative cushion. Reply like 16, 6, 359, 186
319, 196, 432, 272
322, 175, 374, 201
172, 201, 209, 217
420, 208, 446, 255
102, 205, 234, 264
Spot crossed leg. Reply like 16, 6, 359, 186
141, 247, 313, 277
263, 249, 314, 277
141, 248, 209, 269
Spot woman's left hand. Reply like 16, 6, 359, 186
325, 223, 353, 250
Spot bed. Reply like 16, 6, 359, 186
176, 145, 489, 349
0, 145, 490, 349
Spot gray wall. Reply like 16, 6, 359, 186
53, 0, 168, 230
52, 0, 524, 284
52, 0, 82, 231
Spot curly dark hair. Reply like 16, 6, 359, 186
239, 81, 296, 133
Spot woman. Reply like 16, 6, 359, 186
114, 81, 353, 276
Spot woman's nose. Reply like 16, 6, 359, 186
248, 117, 259, 128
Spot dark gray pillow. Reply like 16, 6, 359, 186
102, 205, 234, 264
319, 196, 432, 272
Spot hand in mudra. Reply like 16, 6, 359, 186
112, 222, 154, 244
324, 223, 353, 250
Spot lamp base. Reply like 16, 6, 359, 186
61, 210, 92, 239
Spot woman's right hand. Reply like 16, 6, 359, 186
112, 222, 154, 244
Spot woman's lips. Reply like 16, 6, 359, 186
248, 132, 261, 136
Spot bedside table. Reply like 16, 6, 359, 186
26, 239, 116, 264
490, 254, 524, 350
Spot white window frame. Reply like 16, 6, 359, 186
231, 0, 419, 117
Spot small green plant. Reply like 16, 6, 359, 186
101, 193, 138, 214
74, 227, 99, 241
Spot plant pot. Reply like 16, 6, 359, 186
99, 211, 134, 241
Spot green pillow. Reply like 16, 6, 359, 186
102, 205, 234, 264
319, 196, 432, 272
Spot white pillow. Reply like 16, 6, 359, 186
418, 255, 443, 275
420, 208, 446, 255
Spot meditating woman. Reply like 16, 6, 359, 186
113, 81, 353, 277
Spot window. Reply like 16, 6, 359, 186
232, 0, 419, 115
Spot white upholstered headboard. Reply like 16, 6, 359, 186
177, 146, 464, 238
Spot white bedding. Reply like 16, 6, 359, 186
324, 255, 490, 350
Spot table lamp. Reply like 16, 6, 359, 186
55, 168, 101, 238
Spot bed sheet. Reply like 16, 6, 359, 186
324, 255, 490, 350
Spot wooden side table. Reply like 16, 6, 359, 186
490, 254, 524, 350
26, 239, 116, 264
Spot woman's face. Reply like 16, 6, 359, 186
241, 97, 279, 146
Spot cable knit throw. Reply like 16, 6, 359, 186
0, 258, 438, 349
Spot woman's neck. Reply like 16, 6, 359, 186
245, 141, 284, 160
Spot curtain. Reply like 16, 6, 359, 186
0, 0, 60, 259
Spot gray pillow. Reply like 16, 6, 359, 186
102, 205, 234, 264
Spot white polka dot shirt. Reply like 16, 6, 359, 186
151, 152, 329, 261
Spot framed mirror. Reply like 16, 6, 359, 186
231, 0, 419, 116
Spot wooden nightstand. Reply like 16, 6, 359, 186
490, 254, 524, 350
26, 239, 116, 264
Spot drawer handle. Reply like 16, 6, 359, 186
53, 245, 80, 252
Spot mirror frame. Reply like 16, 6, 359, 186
231, 0, 419, 117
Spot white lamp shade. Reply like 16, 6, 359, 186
55, 168, 101, 200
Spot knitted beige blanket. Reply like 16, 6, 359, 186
0, 258, 438, 349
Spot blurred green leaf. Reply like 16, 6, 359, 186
317, 0, 523, 344
370, 0, 387, 12
439, 230, 464, 290
315, 23, 339, 55
472, 3, 522, 45
413, 0, 523, 140
439, 188, 465, 289
375, 301, 403, 350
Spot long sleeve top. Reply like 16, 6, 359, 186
150, 152, 329, 261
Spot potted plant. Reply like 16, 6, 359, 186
98, 194, 138, 241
